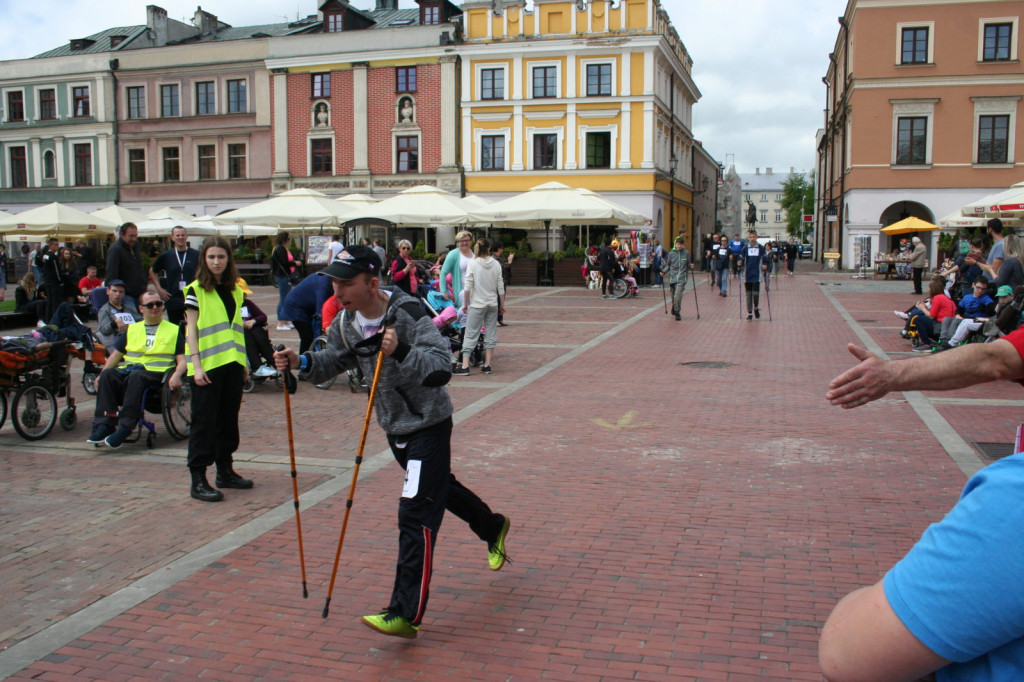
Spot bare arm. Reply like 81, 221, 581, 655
102, 349, 124, 372
149, 267, 171, 301
819, 581, 948, 682
825, 341, 1024, 408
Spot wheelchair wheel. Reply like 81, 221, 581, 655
311, 335, 337, 390
59, 407, 77, 431
613, 279, 629, 298
162, 380, 191, 441
82, 372, 98, 396
242, 374, 256, 394
0, 390, 8, 431
12, 382, 57, 441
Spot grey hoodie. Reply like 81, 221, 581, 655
300, 286, 453, 436
463, 256, 505, 308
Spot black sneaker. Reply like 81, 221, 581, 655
747, 313, 753, 321
86, 423, 115, 444
912, 343, 934, 353
481, 365, 493, 374
103, 426, 132, 449
754, 309, 761, 319
452, 366, 470, 376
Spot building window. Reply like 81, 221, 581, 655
585, 64, 612, 96
161, 84, 179, 117
396, 136, 418, 172
760, 193, 767, 201
39, 89, 56, 120
127, 86, 145, 119
422, 4, 440, 25
760, 211, 767, 223
480, 68, 504, 100
311, 73, 331, 99
6, 91, 25, 122
196, 81, 215, 115
42, 150, 55, 179
533, 133, 557, 168
776, 193, 783, 201
896, 116, 928, 164
9, 146, 27, 187
533, 66, 557, 98
228, 143, 246, 178
73, 86, 90, 117
128, 148, 146, 183
396, 67, 417, 93
197, 144, 216, 180
227, 80, 246, 113
983, 23, 1013, 61
162, 147, 180, 181
74, 143, 92, 186
311, 139, 333, 175
480, 135, 504, 170
586, 132, 611, 168
325, 11, 342, 32
978, 115, 1010, 164
775, 211, 783, 222
901, 27, 929, 64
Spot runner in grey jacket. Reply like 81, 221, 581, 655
274, 245, 510, 640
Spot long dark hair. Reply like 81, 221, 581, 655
196, 236, 239, 291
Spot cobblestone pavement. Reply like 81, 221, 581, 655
0, 266, 1017, 680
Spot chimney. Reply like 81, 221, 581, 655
755, 168, 760, 174
766, 167, 772, 174
147, 5, 168, 45
378, 0, 397, 10
193, 6, 219, 35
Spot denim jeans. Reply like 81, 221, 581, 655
275, 275, 291, 321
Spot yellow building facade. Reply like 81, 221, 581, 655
459, 0, 702, 249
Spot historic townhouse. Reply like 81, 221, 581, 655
818, 0, 1024, 269
458, 0, 705, 248
739, 167, 808, 240
265, 0, 463, 201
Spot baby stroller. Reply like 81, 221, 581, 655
423, 290, 484, 367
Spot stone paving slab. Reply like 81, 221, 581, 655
0, 267, 1017, 680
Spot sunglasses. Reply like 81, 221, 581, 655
141, 301, 164, 309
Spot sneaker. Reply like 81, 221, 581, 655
86, 423, 115, 444
754, 309, 761, 319
747, 313, 753, 321
481, 365, 493, 374
361, 611, 418, 639
253, 364, 278, 378
894, 310, 910, 320
488, 516, 511, 571
103, 427, 132, 449
912, 343, 934, 353
452, 366, 470, 376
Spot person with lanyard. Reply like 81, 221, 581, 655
86, 289, 187, 448
184, 236, 252, 503
150, 225, 199, 324
662, 236, 690, 321
274, 245, 510, 639
737, 229, 768, 320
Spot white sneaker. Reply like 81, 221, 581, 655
893, 310, 909, 320
254, 365, 278, 378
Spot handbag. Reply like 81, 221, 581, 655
288, 270, 301, 285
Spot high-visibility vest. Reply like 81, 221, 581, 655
185, 283, 245, 376
124, 320, 179, 373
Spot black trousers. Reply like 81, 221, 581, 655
744, 282, 761, 312
913, 267, 924, 294
94, 368, 163, 431
294, 320, 315, 355
386, 417, 504, 624
43, 282, 62, 322
600, 269, 615, 295
186, 362, 243, 472
244, 325, 275, 369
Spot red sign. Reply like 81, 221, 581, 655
802, 214, 813, 223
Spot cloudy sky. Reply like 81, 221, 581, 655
0, 0, 847, 175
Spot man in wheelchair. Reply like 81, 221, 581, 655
86, 289, 186, 448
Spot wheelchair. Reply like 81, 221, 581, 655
98, 371, 192, 449
0, 340, 76, 441
308, 333, 368, 392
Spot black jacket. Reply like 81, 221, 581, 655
105, 239, 147, 297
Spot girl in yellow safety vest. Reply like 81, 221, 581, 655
183, 236, 252, 503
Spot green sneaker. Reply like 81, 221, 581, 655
361, 611, 418, 639
488, 516, 511, 571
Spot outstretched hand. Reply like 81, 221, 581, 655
825, 344, 895, 409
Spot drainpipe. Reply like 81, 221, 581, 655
838, 15, 849, 263
109, 59, 121, 205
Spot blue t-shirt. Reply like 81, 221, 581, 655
884, 453, 1024, 681
729, 239, 744, 255
959, 293, 995, 319
989, 239, 1006, 266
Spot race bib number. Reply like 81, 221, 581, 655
115, 312, 135, 324
401, 460, 421, 498
240, 306, 250, 319
747, 247, 760, 257
718, 248, 727, 256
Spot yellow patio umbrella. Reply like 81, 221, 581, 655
880, 216, 941, 235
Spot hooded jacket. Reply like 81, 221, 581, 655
463, 256, 505, 308
300, 286, 453, 436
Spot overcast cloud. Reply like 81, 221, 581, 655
0, 0, 847, 175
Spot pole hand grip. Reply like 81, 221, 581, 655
275, 344, 298, 394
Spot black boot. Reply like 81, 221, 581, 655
215, 467, 254, 489
190, 468, 224, 502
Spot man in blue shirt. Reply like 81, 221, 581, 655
728, 234, 744, 279
736, 230, 768, 320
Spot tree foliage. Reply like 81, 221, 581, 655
779, 172, 815, 239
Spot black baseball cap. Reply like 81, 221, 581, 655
319, 245, 382, 280
107, 279, 126, 288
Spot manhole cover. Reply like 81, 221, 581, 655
680, 361, 735, 369
817, 282, 843, 286
974, 442, 1015, 462
856, 319, 878, 323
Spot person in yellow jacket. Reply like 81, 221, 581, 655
86, 289, 186, 448
184, 236, 251, 502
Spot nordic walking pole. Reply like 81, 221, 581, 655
275, 344, 308, 599
764, 274, 773, 322
662, 277, 668, 314
691, 271, 700, 319
322, 333, 387, 619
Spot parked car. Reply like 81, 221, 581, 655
799, 243, 814, 259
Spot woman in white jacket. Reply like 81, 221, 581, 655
453, 239, 505, 376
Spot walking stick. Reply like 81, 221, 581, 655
692, 272, 700, 319
662, 278, 668, 314
764, 276, 773, 322
275, 344, 308, 599
322, 333, 388, 619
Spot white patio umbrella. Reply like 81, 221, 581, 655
0, 202, 118, 238
341, 185, 476, 225
135, 215, 219, 237
335, 193, 380, 211
214, 188, 351, 228
961, 181, 1024, 217
194, 215, 279, 238
146, 207, 196, 221
938, 209, 989, 229
91, 205, 149, 227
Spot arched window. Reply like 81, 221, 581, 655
42, 150, 56, 180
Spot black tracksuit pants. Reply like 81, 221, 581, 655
94, 368, 163, 431
186, 362, 243, 473
386, 416, 505, 625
